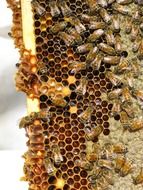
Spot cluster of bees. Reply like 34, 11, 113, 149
6, 0, 24, 54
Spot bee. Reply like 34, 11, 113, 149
99, 8, 112, 24
98, 159, 114, 170
105, 29, 115, 46
108, 0, 116, 4
125, 16, 132, 34
86, 46, 99, 64
120, 159, 132, 177
114, 155, 126, 173
121, 86, 132, 103
96, 176, 110, 190
45, 158, 56, 176
68, 60, 86, 74
75, 159, 93, 170
76, 77, 87, 95
76, 43, 93, 53
112, 3, 130, 15
114, 34, 122, 54
58, 32, 74, 46
132, 168, 143, 185
140, 23, 143, 31
89, 21, 106, 30
121, 102, 135, 118
132, 88, 143, 101
103, 56, 120, 65
80, 14, 97, 23
108, 88, 122, 100
31, 0, 46, 17
105, 71, 122, 86
79, 106, 94, 123
132, 36, 141, 53
131, 57, 140, 77
19, 115, 32, 129
52, 144, 63, 165
132, 10, 141, 24
87, 29, 105, 42
85, 125, 103, 140
114, 58, 130, 74
64, 16, 86, 34
88, 167, 103, 182
136, 0, 143, 5
130, 24, 139, 42
102, 170, 114, 185
86, 153, 99, 162
98, 43, 116, 56
116, 0, 133, 4
101, 143, 115, 160
112, 14, 120, 33
49, 21, 68, 34
111, 99, 121, 116
58, 1, 72, 17
91, 53, 103, 70
120, 111, 130, 130
123, 71, 134, 88
87, 0, 99, 13
97, 0, 108, 7
138, 39, 143, 60
52, 95, 67, 107
67, 28, 82, 45
112, 144, 128, 154
129, 118, 143, 132
49, 1, 60, 17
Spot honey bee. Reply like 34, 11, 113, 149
105, 29, 115, 46
96, 176, 110, 190
108, 88, 122, 100
105, 71, 122, 86
58, 32, 74, 47
123, 71, 134, 88
102, 170, 114, 185
108, 0, 116, 4
76, 43, 93, 53
79, 106, 94, 123
52, 144, 63, 165
75, 159, 94, 171
100, 143, 115, 160
116, 0, 133, 4
80, 14, 97, 23
58, 1, 72, 17
129, 118, 143, 132
99, 8, 112, 24
114, 155, 126, 173
111, 99, 121, 116
19, 115, 32, 129
91, 53, 103, 70
87, 29, 105, 42
52, 96, 67, 107
49, 21, 68, 34
125, 16, 132, 34
114, 58, 130, 74
112, 14, 120, 33
64, 16, 86, 34
132, 88, 143, 101
88, 167, 103, 182
121, 86, 132, 103
121, 102, 135, 118
112, 144, 128, 154
120, 111, 130, 130
86, 46, 99, 64
103, 56, 121, 65
98, 43, 116, 56
67, 28, 82, 45
132, 10, 141, 24
131, 57, 140, 77
138, 39, 143, 60
136, 0, 143, 5
68, 60, 86, 74
98, 159, 114, 170
132, 168, 143, 185
112, 3, 130, 15
76, 77, 87, 95
89, 21, 106, 30
87, 0, 99, 13
120, 159, 132, 177
49, 1, 60, 17
31, 0, 46, 17
97, 0, 108, 7
114, 34, 122, 54
85, 125, 103, 140
45, 158, 56, 176
86, 153, 99, 162
132, 36, 141, 53
130, 24, 139, 42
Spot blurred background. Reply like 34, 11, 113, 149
0, 0, 27, 150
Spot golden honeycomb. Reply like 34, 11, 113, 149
7, 0, 143, 190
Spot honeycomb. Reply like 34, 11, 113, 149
7, 0, 143, 190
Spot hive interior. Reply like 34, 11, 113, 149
7, 0, 143, 190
